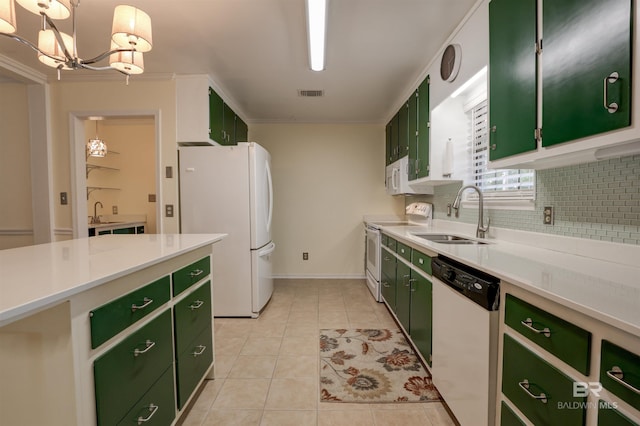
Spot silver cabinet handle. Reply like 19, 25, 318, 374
189, 269, 204, 278
137, 404, 158, 424
603, 72, 620, 113
518, 379, 547, 403
382, 281, 390, 288
189, 300, 205, 310
192, 345, 207, 357
383, 256, 391, 261
133, 340, 156, 357
131, 297, 153, 312
409, 278, 417, 290
521, 318, 551, 338
607, 366, 640, 395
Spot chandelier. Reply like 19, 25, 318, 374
0, 0, 152, 82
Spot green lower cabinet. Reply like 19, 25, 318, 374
598, 402, 639, 426
174, 281, 212, 355
502, 334, 586, 426
415, 75, 430, 179
381, 271, 396, 311
176, 325, 214, 409
395, 261, 411, 332
113, 226, 136, 234
600, 340, 640, 410
501, 401, 526, 426
173, 256, 211, 296
408, 272, 432, 366
94, 310, 173, 426
117, 366, 176, 426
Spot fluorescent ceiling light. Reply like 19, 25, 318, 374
306, 0, 327, 71
451, 66, 487, 98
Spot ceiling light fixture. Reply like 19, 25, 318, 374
87, 119, 107, 158
306, 0, 327, 71
0, 0, 152, 82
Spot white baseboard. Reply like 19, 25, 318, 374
273, 274, 366, 280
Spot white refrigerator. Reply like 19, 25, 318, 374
179, 142, 275, 317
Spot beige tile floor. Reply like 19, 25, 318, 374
180, 279, 458, 426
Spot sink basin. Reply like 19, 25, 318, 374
412, 233, 489, 245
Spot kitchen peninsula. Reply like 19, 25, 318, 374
0, 233, 226, 426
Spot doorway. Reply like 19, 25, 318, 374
71, 112, 161, 238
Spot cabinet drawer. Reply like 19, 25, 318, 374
598, 403, 638, 426
174, 281, 212, 355
173, 256, 210, 296
90, 276, 170, 349
600, 340, 640, 409
94, 310, 173, 426
113, 226, 136, 234
384, 236, 397, 251
396, 242, 412, 261
176, 325, 214, 409
504, 294, 591, 375
500, 401, 526, 426
411, 250, 432, 275
381, 247, 396, 278
381, 234, 389, 246
502, 334, 586, 426
117, 366, 176, 426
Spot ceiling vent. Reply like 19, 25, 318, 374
298, 89, 324, 97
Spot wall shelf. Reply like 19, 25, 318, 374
86, 164, 120, 178
87, 186, 120, 199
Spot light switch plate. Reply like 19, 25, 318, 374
165, 204, 174, 217
60, 192, 68, 205
112, 205, 118, 214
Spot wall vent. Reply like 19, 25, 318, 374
298, 89, 324, 97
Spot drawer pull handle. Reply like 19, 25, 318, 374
384, 256, 391, 261
521, 318, 551, 338
518, 379, 547, 403
603, 72, 620, 113
133, 340, 156, 357
382, 281, 390, 288
190, 269, 204, 278
131, 297, 153, 312
607, 366, 640, 395
189, 300, 205, 310
192, 345, 207, 357
137, 404, 158, 424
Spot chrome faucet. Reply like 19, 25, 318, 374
452, 185, 490, 239
93, 201, 103, 224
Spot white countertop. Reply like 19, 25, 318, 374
378, 224, 640, 338
0, 234, 226, 327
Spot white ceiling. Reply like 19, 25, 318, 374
0, 0, 478, 123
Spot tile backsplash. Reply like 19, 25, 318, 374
407, 155, 640, 245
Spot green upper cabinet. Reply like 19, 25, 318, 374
488, 0, 633, 163
235, 116, 249, 143
542, 0, 632, 147
222, 102, 235, 145
407, 89, 419, 180
415, 75, 430, 179
398, 100, 410, 161
488, 0, 537, 161
391, 112, 400, 163
385, 120, 393, 165
208, 87, 224, 144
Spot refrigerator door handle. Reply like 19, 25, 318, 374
265, 160, 274, 232
258, 241, 276, 257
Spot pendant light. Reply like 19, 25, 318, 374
87, 120, 107, 158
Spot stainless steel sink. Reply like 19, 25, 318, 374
412, 233, 489, 245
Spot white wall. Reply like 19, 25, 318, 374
0, 82, 33, 249
49, 80, 177, 237
250, 123, 404, 278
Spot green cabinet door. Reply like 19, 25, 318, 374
222, 102, 235, 145
542, 0, 632, 147
395, 261, 411, 332
381, 248, 396, 310
385, 120, 393, 165
416, 75, 430, 179
235, 116, 248, 143
208, 88, 224, 143
488, 0, 537, 160
398, 101, 409, 160
407, 89, 418, 180
409, 272, 432, 366
391, 112, 399, 163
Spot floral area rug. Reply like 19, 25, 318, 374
319, 329, 440, 403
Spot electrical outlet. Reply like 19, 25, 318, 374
112, 205, 118, 214
60, 192, 68, 205
165, 204, 174, 217
303, 252, 309, 260
543, 206, 554, 225
165, 166, 173, 178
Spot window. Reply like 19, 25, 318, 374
465, 99, 535, 207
